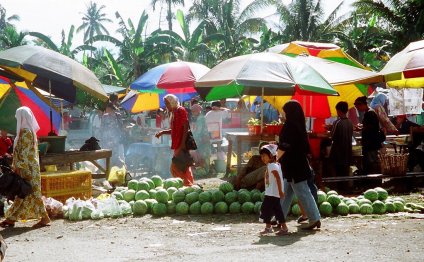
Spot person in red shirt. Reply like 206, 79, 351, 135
155, 94, 194, 186
0, 130, 12, 157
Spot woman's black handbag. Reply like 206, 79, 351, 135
0, 164, 32, 200
185, 129, 197, 150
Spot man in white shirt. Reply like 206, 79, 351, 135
205, 101, 230, 140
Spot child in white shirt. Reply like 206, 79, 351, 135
259, 144, 289, 236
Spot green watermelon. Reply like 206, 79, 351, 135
291, 195, 299, 205
189, 201, 202, 215
167, 201, 176, 214
199, 191, 212, 204
127, 180, 138, 191
152, 202, 167, 216
238, 191, 251, 204
372, 200, 386, 214
319, 202, 333, 216
183, 186, 195, 195
211, 190, 225, 203
364, 189, 378, 202
327, 195, 341, 207
142, 178, 155, 191
151, 175, 163, 187
175, 178, 184, 188
172, 190, 186, 204
200, 202, 214, 215
317, 191, 327, 205
191, 185, 203, 194
132, 200, 148, 216
348, 203, 360, 214
137, 181, 150, 192
254, 201, 262, 214
135, 190, 150, 201
327, 190, 338, 196
185, 192, 199, 205
359, 203, 373, 215
358, 199, 372, 206
291, 204, 301, 216
214, 202, 228, 214
260, 191, 265, 202
241, 202, 255, 214
149, 189, 157, 199
224, 192, 238, 204
251, 192, 262, 203
385, 202, 396, 213
219, 182, 234, 194
163, 179, 174, 189
393, 197, 405, 204
374, 187, 388, 201
393, 201, 404, 212
155, 189, 169, 204
176, 202, 189, 215
229, 202, 241, 214
145, 199, 158, 213
123, 189, 136, 202
167, 187, 178, 200
112, 191, 123, 200
336, 203, 349, 216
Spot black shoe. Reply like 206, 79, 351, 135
300, 220, 321, 230
297, 216, 308, 224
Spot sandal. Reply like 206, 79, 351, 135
275, 229, 290, 236
32, 221, 50, 228
0, 220, 15, 228
297, 216, 308, 224
259, 227, 273, 235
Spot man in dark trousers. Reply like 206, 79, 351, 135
330, 101, 354, 177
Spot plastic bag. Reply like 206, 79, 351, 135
119, 200, 133, 216
98, 197, 122, 218
69, 200, 84, 221
90, 209, 104, 220
107, 166, 127, 185
42, 196, 64, 218
81, 201, 96, 220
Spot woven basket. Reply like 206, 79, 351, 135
378, 153, 409, 176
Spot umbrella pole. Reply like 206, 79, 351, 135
261, 87, 264, 133
49, 80, 54, 135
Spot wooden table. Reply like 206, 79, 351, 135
39, 149, 112, 179
225, 132, 277, 175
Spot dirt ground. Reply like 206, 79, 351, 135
1, 179, 424, 262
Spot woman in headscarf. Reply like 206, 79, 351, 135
277, 100, 321, 230
190, 104, 211, 174
370, 93, 398, 134
0, 107, 50, 228
155, 94, 194, 186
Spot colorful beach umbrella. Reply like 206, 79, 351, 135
268, 41, 367, 69
266, 41, 376, 117
0, 76, 61, 136
264, 55, 383, 117
0, 45, 108, 104
125, 61, 208, 113
380, 39, 424, 88
195, 52, 338, 101
130, 61, 210, 93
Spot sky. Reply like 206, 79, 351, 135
2, 0, 353, 48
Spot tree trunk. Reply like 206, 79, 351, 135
167, 1, 172, 31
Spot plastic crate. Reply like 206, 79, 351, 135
41, 170, 92, 203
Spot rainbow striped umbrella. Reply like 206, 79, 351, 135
0, 76, 61, 136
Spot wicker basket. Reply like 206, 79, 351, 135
378, 153, 409, 176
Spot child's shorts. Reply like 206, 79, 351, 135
260, 195, 285, 224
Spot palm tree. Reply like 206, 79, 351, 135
189, 0, 272, 61
28, 26, 95, 59
0, 4, 19, 31
77, 1, 112, 43
353, 0, 424, 53
151, 0, 185, 31
0, 4, 21, 50
0, 25, 28, 49
90, 11, 153, 83
275, 0, 345, 42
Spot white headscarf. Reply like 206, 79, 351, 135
163, 94, 180, 124
15, 106, 40, 148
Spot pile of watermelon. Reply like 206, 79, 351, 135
110, 176, 264, 217
309, 187, 424, 217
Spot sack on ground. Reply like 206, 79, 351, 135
107, 166, 126, 185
